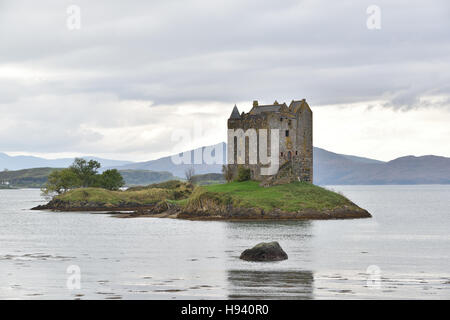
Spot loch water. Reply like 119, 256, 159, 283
0, 185, 449, 299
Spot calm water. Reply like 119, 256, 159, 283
0, 185, 449, 300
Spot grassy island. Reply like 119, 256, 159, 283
33, 179, 371, 220
33, 180, 192, 211
190, 181, 352, 212
180, 181, 371, 220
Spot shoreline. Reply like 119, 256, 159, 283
32, 203, 372, 221
31, 181, 372, 221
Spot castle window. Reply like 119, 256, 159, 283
295, 151, 298, 155
280, 152, 283, 157
280, 117, 283, 121
234, 136, 238, 164
285, 130, 289, 137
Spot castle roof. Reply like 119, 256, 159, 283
249, 103, 288, 115
229, 99, 310, 120
289, 99, 311, 113
229, 105, 241, 119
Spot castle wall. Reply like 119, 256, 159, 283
228, 115, 271, 180
296, 107, 313, 182
227, 100, 313, 183
268, 113, 298, 167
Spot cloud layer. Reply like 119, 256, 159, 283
0, 0, 449, 160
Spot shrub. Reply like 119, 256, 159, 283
236, 166, 251, 182
222, 165, 234, 183
185, 166, 195, 184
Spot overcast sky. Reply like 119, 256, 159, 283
1, 0, 449, 161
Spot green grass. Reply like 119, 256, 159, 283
55, 188, 169, 205
167, 198, 190, 206
55, 181, 193, 206
126, 180, 186, 191
118, 170, 176, 186
53, 179, 353, 212
192, 173, 225, 185
189, 181, 353, 212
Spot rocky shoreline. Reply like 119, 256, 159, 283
31, 199, 160, 212
32, 200, 371, 221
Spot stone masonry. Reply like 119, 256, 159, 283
227, 99, 313, 184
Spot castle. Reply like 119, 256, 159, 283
227, 99, 313, 185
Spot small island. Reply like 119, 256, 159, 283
33, 179, 371, 220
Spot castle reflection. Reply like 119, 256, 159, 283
227, 269, 314, 299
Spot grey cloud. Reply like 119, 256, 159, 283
2, 0, 448, 106
0, 0, 449, 156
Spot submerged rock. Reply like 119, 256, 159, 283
239, 241, 288, 262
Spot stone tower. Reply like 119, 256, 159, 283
227, 99, 313, 184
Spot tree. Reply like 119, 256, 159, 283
96, 169, 125, 190
222, 165, 233, 183
185, 166, 195, 184
70, 158, 101, 187
42, 168, 81, 195
41, 159, 126, 195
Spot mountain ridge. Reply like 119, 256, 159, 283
0, 153, 132, 171
110, 143, 450, 185
1, 144, 449, 185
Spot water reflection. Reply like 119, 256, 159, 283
227, 220, 313, 229
225, 220, 313, 242
227, 269, 314, 299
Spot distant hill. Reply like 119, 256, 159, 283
314, 148, 450, 184
0, 153, 132, 171
0, 168, 177, 188
0, 167, 57, 188
118, 170, 177, 186
110, 142, 227, 178
112, 143, 450, 185
2, 143, 449, 185
340, 153, 384, 164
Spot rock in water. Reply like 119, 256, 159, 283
239, 241, 288, 262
